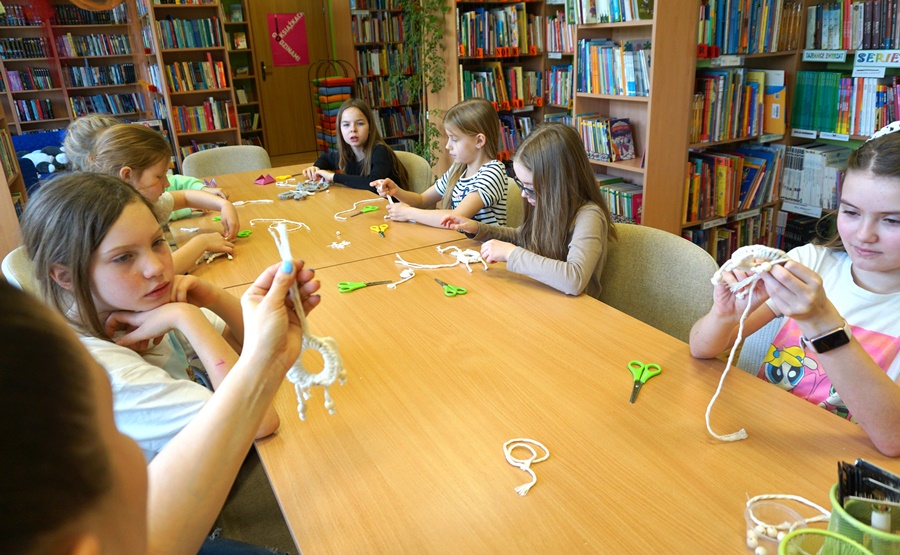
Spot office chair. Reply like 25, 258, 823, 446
505, 176, 524, 228
394, 150, 432, 194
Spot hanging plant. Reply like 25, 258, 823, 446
390, 0, 449, 165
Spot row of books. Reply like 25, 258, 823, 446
0, 37, 50, 60
241, 136, 263, 147
499, 113, 534, 154
152, 0, 219, 5
355, 45, 415, 77
547, 64, 573, 107
457, 5, 545, 57
349, 0, 401, 9
6, 68, 55, 91
574, 0, 653, 25
791, 72, 897, 137
575, 39, 651, 97
781, 143, 851, 210
684, 142, 784, 223
806, 1, 898, 50
697, 0, 804, 56
356, 76, 416, 109
70, 93, 145, 117
373, 106, 419, 139
544, 111, 573, 126
237, 112, 260, 132
0, 129, 19, 181
684, 208, 776, 263
51, 3, 128, 25
597, 173, 643, 224
775, 212, 835, 252
577, 114, 636, 163
165, 59, 228, 93
156, 17, 224, 49
691, 68, 780, 144
14, 98, 55, 121
63, 62, 136, 88
546, 10, 576, 54
351, 12, 404, 44
171, 98, 238, 133
178, 139, 229, 159
461, 64, 543, 107
55, 33, 132, 58
1, 4, 42, 26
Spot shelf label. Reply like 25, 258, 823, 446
802, 50, 847, 62
548, 52, 562, 59
819, 132, 850, 141
852, 66, 886, 78
711, 55, 743, 67
757, 133, 784, 143
701, 217, 728, 230
732, 208, 761, 221
854, 50, 900, 67
791, 128, 818, 139
781, 200, 823, 218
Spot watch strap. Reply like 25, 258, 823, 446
800, 320, 853, 354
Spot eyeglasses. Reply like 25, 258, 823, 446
513, 176, 535, 200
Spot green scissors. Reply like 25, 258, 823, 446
337, 279, 392, 293
434, 278, 466, 297
349, 205, 379, 217
370, 223, 388, 238
628, 360, 661, 404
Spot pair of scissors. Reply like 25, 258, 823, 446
349, 205, 379, 217
434, 278, 466, 297
628, 360, 661, 404
337, 280, 392, 293
370, 223, 388, 238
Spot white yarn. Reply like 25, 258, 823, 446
327, 240, 351, 250
269, 223, 346, 421
195, 251, 232, 265
233, 199, 274, 206
180, 227, 199, 232
503, 438, 549, 496
706, 245, 791, 442
333, 198, 386, 221
394, 245, 488, 273
387, 268, 415, 289
746, 494, 831, 528
250, 218, 310, 233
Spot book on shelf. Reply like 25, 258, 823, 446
235, 88, 248, 104
609, 118, 635, 162
233, 32, 247, 50
230, 3, 243, 23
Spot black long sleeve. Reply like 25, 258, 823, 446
333, 144, 397, 190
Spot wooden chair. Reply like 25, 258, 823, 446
599, 224, 718, 342
181, 145, 271, 178
505, 177, 524, 228
394, 150, 432, 194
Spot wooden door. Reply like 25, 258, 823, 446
248, 0, 329, 156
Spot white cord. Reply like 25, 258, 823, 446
250, 218, 310, 233
233, 199, 274, 206
746, 494, 831, 528
503, 438, 549, 496
333, 198, 387, 221
394, 245, 488, 273
387, 269, 415, 289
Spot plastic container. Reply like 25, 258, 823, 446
828, 484, 900, 555
779, 528, 872, 555
746, 500, 808, 553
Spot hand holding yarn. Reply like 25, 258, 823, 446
372, 177, 400, 199
219, 202, 240, 240
385, 201, 414, 222
481, 239, 516, 263
757, 260, 835, 325
302, 166, 320, 182
440, 214, 478, 235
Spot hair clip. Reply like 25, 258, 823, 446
867, 120, 900, 142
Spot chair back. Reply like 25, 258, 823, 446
599, 224, 718, 342
505, 177, 524, 228
736, 316, 784, 375
181, 145, 271, 178
2, 246, 39, 296
394, 150, 432, 194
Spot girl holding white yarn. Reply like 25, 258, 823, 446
372, 98, 508, 228
690, 124, 900, 457
440, 123, 615, 298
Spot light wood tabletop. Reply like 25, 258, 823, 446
170, 165, 461, 289
224, 242, 900, 553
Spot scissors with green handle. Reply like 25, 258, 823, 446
349, 205, 379, 217
628, 360, 661, 404
434, 278, 466, 297
370, 223, 388, 238
337, 280, 393, 293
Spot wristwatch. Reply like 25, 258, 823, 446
799, 320, 853, 354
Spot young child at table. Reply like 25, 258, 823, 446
440, 123, 614, 298
0, 253, 315, 554
64, 114, 229, 222
372, 97, 508, 228
689, 124, 900, 456
302, 98, 409, 190
86, 123, 239, 274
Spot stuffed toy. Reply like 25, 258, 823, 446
41, 146, 68, 169
17, 146, 69, 174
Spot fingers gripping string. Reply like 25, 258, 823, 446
269, 223, 346, 421
503, 439, 549, 496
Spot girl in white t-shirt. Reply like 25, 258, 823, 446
690, 124, 900, 456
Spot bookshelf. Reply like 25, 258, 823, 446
544, 2, 576, 126
349, 0, 421, 151
0, 98, 24, 259
222, 0, 265, 149
137, 0, 240, 169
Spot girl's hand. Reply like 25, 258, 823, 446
240, 259, 321, 373
480, 240, 516, 263
302, 166, 320, 181
372, 178, 399, 198
385, 201, 413, 221
440, 214, 478, 235
170, 274, 220, 308
316, 170, 336, 183
105, 303, 205, 348
202, 186, 228, 200
711, 268, 769, 321
759, 261, 833, 323
219, 201, 240, 240
200, 232, 235, 255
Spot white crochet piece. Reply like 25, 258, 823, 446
387, 268, 416, 289
503, 438, 549, 496
327, 240, 351, 249
394, 245, 488, 273
195, 251, 232, 265
269, 223, 346, 421
706, 244, 791, 443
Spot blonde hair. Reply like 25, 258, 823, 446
87, 123, 171, 179
21, 173, 155, 340
336, 98, 409, 189
440, 98, 500, 209
514, 123, 616, 260
64, 114, 120, 172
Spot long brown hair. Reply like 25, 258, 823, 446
21, 173, 156, 339
515, 123, 616, 260
440, 98, 500, 209
64, 113, 120, 172
336, 98, 409, 189
87, 123, 171, 178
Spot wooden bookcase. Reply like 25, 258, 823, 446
0, 99, 24, 259
222, 0, 265, 149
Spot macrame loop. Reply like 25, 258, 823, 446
394, 245, 488, 273
387, 268, 416, 289
251, 218, 310, 233
504, 438, 549, 496
746, 494, 831, 529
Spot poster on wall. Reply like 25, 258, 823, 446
268, 12, 309, 66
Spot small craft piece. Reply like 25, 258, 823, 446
395, 245, 488, 273
503, 438, 549, 496
387, 269, 415, 289
254, 174, 276, 185
180, 227, 199, 233
327, 240, 351, 249
203, 178, 218, 188
195, 251, 233, 265
270, 222, 346, 421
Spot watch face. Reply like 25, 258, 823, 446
812, 330, 851, 353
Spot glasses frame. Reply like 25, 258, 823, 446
513, 176, 535, 200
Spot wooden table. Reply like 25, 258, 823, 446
222, 242, 900, 553
171, 164, 460, 289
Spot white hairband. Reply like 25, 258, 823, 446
867, 120, 900, 142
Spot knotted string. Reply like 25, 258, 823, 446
387, 269, 416, 289
394, 245, 488, 273
503, 438, 549, 496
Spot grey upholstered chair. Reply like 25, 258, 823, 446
599, 224, 718, 342
394, 150, 432, 194
736, 316, 784, 375
505, 176, 524, 228
2, 246, 39, 295
181, 145, 271, 178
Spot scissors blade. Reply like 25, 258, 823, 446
629, 381, 643, 404
365, 280, 393, 286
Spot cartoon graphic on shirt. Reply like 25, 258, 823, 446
760, 342, 852, 420
820, 385, 851, 420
